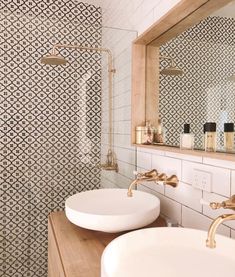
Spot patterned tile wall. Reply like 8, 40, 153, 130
160, 16, 235, 149
0, 1, 101, 276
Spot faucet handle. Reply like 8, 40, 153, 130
164, 174, 179, 187
204, 195, 235, 211
143, 169, 158, 178
158, 173, 167, 181
221, 195, 235, 210
200, 199, 223, 209
210, 202, 224, 210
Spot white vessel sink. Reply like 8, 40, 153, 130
101, 227, 235, 277
65, 188, 160, 232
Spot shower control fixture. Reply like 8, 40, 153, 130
159, 55, 184, 76
97, 149, 118, 172
41, 44, 118, 172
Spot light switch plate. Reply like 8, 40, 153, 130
193, 169, 212, 192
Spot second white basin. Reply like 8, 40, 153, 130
65, 188, 160, 232
101, 227, 235, 277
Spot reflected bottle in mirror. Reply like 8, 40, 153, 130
224, 123, 234, 152
204, 122, 216, 152
153, 116, 165, 145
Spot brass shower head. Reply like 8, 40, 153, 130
41, 53, 67, 65
159, 55, 184, 76
160, 65, 184, 76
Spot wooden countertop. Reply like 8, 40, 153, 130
49, 211, 166, 277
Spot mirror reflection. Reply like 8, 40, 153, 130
158, 2, 235, 152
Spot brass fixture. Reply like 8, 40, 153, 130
159, 55, 184, 76
206, 214, 235, 248
97, 149, 118, 172
127, 169, 179, 197
205, 195, 235, 248
41, 44, 118, 172
164, 175, 179, 187
157, 173, 167, 181
142, 169, 158, 178
208, 195, 235, 210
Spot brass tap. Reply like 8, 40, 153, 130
96, 149, 119, 172
127, 170, 159, 197
158, 173, 167, 181
206, 214, 235, 248
138, 169, 158, 179
164, 175, 178, 187
209, 195, 235, 211
206, 194, 235, 248
127, 169, 179, 197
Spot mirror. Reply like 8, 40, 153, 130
157, 2, 235, 151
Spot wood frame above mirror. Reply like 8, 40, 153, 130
131, 0, 235, 159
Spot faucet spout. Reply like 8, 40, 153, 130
206, 214, 235, 248
127, 179, 139, 197
127, 169, 178, 197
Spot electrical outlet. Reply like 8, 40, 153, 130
193, 169, 212, 192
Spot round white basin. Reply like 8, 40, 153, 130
65, 188, 160, 232
101, 227, 235, 277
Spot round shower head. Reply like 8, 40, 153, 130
160, 65, 184, 76
41, 54, 67, 65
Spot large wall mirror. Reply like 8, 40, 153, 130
132, 0, 235, 156
159, 2, 235, 150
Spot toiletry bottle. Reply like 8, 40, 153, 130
202, 123, 206, 150
180, 124, 194, 150
204, 122, 216, 152
135, 126, 146, 144
143, 121, 154, 144
224, 123, 234, 152
154, 117, 164, 144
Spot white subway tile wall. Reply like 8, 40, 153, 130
231, 171, 235, 194
100, 0, 235, 238
182, 206, 231, 237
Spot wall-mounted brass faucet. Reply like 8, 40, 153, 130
127, 169, 179, 197
203, 195, 235, 248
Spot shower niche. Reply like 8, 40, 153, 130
131, 0, 235, 156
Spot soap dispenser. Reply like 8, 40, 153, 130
180, 124, 194, 150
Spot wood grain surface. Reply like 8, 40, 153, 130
48, 211, 166, 277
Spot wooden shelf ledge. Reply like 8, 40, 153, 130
134, 144, 235, 163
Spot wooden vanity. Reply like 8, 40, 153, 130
48, 211, 166, 277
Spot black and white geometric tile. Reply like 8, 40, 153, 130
0, 1, 102, 276
160, 16, 235, 149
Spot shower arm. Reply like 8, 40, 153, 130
159, 55, 175, 67
52, 44, 116, 151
